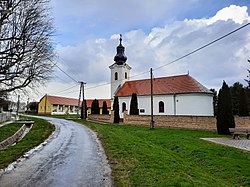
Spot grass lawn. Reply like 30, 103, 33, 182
0, 123, 23, 142
0, 117, 55, 169
75, 120, 250, 187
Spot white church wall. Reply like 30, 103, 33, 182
118, 93, 213, 117
152, 95, 175, 115
175, 94, 214, 116
118, 97, 130, 118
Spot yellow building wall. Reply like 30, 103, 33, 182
38, 96, 53, 114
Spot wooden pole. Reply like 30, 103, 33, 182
77, 82, 82, 115
82, 82, 86, 119
150, 68, 154, 128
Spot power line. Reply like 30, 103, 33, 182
153, 22, 250, 71
85, 70, 150, 90
85, 82, 110, 90
54, 63, 78, 83
52, 74, 73, 84
50, 84, 79, 95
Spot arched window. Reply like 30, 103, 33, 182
125, 72, 127, 79
122, 102, 126, 112
115, 72, 118, 80
159, 101, 164, 113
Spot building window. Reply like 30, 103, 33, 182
115, 72, 118, 80
40, 106, 42, 110
140, 109, 145, 113
125, 72, 127, 79
122, 102, 126, 112
159, 101, 164, 113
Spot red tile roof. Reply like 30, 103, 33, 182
42, 95, 111, 108
115, 74, 212, 97
45, 95, 79, 106
86, 99, 111, 108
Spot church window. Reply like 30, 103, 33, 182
140, 109, 145, 113
115, 72, 118, 80
125, 72, 127, 79
122, 102, 126, 112
159, 101, 164, 113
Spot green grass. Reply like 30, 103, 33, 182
0, 123, 23, 142
0, 117, 55, 169
75, 120, 250, 187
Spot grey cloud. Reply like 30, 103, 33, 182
53, 5, 250, 95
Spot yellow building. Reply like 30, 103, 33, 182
38, 95, 80, 115
38, 95, 111, 115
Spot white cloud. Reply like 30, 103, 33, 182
34, 5, 250, 101
208, 5, 250, 25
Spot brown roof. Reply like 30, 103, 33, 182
86, 99, 111, 108
115, 74, 212, 97
42, 95, 111, 108
46, 95, 79, 106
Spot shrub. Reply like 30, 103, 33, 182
216, 81, 235, 134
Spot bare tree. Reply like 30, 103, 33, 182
0, 0, 55, 94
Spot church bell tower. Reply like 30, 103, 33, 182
109, 34, 131, 99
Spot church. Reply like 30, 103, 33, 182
109, 35, 214, 117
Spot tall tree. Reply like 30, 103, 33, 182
113, 97, 120, 123
0, 0, 55, 95
91, 99, 100, 114
129, 93, 139, 115
216, 81, 235, 135
230, 82, 244, 115
239, 88, 249, 116
102, 101, 108, 115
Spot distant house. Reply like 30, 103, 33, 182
38, 95, 111, 115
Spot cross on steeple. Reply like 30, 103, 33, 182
119, 34, 122, 45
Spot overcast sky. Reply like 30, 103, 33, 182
24, 0, 250, 101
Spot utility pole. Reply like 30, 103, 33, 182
78, 81, 86, 119
77, 82, 82, 115
81, 82, 86, 119
150, 68, 154, 128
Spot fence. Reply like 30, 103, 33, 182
0, 112, 11, 123
88, 111, 250, 131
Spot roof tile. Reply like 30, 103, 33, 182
44, 95, 111, 108
115, 74, 211, 97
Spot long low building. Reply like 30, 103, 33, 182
115, 74, 214, 117
38, 95, 111, 115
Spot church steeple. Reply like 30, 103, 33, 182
114, 34, 127, 65
109, 34, 131, 99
